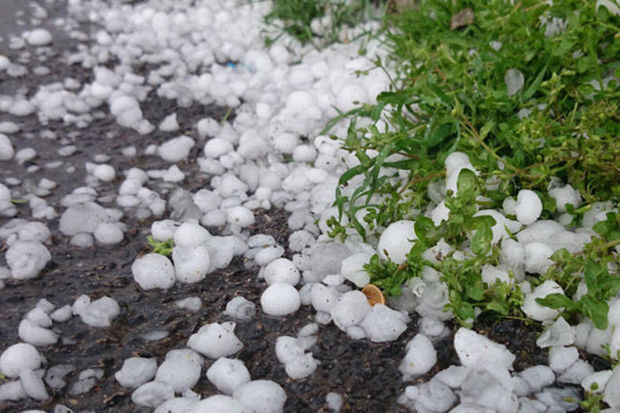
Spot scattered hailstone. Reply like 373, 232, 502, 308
0, 134, 15, 161
158, 135, 195, 163
504, 68, 524, 97
515, 189, 542, 225
190, 395, 249, 413
206, 358, 251, 395
115, 357, 158, 388
263, 258, 300, 286
522, 280, 564, 322
72, 295, 120, 328
24, 28, 53, 46
187, 322, 244, 359
94, 223, 124, 245
359, 304, 409, 343
331, 291, 371, 330
454, 328, 515, 369
261, 283, 301, 316
0, 343, 43, 378
131, 253, 176, 290
377, 220, 417, 264
5, 241, 51, 280
175, 297, 202, 312
155, 349, 203, 393
132, 381, 175, 408
172, 244, 210, 283
232, 380, 287, 413
159, 113, 179, 131
224, 296, 256, 321
399, 334, 437, 380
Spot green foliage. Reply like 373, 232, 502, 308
264, 0, 384, 47
147, 236, 174, 257
575, 382, 606, 412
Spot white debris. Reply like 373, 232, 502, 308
0, 343, 42, 378
131, 253, 176, 290
233, 380, 287, 413
206, 358, 251, 395
261, 283, 301, 316
115, 357, 158, 388
72, 295, 120, 328
187, 322, 244, 359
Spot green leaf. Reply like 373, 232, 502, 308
414, 217, 438, 245
471, 223, 493, 256
523, 63, 548, 100
456, 169, 477, 199
583, 259, 608, 293
536, 293, 575, 310
579, 295, 609, 330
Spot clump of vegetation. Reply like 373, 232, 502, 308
325, 0, 619, 327
264, 0, 385, 47
147, 236, 174, 257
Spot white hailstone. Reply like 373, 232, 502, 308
115, 357, 158, 388
536, 316, 575, 348
254, 245, 284, 267
155, 349, 203, 394
93, 164, 116, 182
519, 366, 555, 392
0, 380, 26, 401
336, 83, 368, 112
233, 380, 287, 413
292, 144, 317, 163
419, 317, 448, 340
340, 253, 371, 288
203, 236, 235, 270
0, 343, 42, 378
5, 241, 51, 279
207, 358, 251, 395
227, 206, 255, 227
0, 134, 14, 161
360, 304, 409, 342
275, 337, 305, 364
155, 397, 198, 413
204, 138, 233, 158
131, 253, 176, 290
399, 334, 437, 380
285, 352, 318, 379
549, 346, 579, 372
175, 297, 202, 312
454, 328, 515, 369
559, 360, 594, 384
263, 258, 300, 286
500, 239, 525, 280
585, 325, 613, 357
522, 280, 564, 322
474, 210, 522, 244
132, 381, 175, 408
174, 222, 211, 247
187, 322, 243, 359
94, 223, 124, 245
581, 370, 612, 394
515, 189, 542, 225
151, 220, 179, 242
310, 284, 340, 313
18, 319, 58, 346
604, 367, 620, 407
25, 29, 53, 46
172, 244, 210, 283
19, 368, 49, 401
159, 113, 179, 132
481, 264, 511, 285
261, 283, 301, 316
330, 291, 371, 330
326, 393, 343, 413
73, 296, 120, 328
119, 178, 142, 195
190, 395, 250, 413
377, 220, 417, 264
50, 305, 72, 322
71, 233, 94, 248
505, 68, 524, 96
433, 366, 470, 389
158, 136, 195, 163
272, 132, 299, 154
224, 296, 256, 321
17, 222, 51, 243
0, 55, 9, 71
548, 184, 581, 213
523, 242, 554, 275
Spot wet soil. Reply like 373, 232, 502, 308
0, 2, 600, 413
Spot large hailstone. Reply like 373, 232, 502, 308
172, 244, 210, 283
399, 334, 437, 380
377, 220, 417, 264
515, 189, 542, 225
187, 322, 243, 359
0, 343, 42, 378
454, 328, 515, 370
521, 280, 564, 322
131, 253, 176, 290
232, 380, 287, 413
5, 241, 51, 280
261, 283, 301, 316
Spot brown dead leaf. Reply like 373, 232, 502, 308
451, 8, 474, 30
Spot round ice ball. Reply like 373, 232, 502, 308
0, 343, 42, 378
377, 220, 417, 264
515, 189, 542, 225
206, 358, 251, 395
232, 380, 286, 413
190, 395, 250, 413
522, 280, 564, 322
172, 244, 210, 283
94, 223, 124, 245
174, 222, 211, 247
331, 291, 371, 330
131, 253, 176, 290
261, 283, 301, 316
263, 258, 300, 286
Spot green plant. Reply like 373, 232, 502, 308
328, 0, 619, 329
264, 0, 385, 48
147, 236, 174, 257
